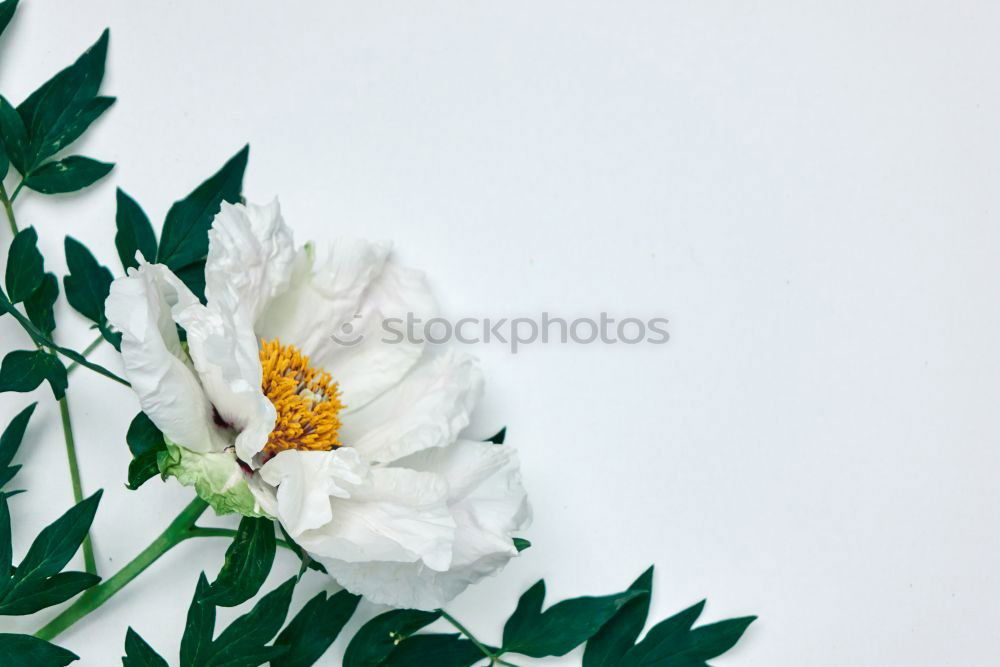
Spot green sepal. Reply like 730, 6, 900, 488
125, 412, 165, 490
157, 442, 265, 517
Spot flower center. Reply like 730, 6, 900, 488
259, 339, 344, 457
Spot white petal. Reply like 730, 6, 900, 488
255, 239, 390, 355
323, 440, 530, 610
252, 448, 367, 536
204, 199, 296, 326
175, 302, 275, 465
105, 262, 225, 452
340, 350, 483, 464
288, 461, 455, 570
254, 241, 433, 409
313, 261, 435, 409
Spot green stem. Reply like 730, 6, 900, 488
439, 610, 519, 666
0, 182, 16, 235
188, 526, 294, 551
66, 335, 105, 376
35, 497, 210, 641
58, 396, 97, 576
10, 180, 24, 203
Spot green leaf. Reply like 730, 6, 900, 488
485, 426, 507, 444
63, 236, 119, 348
125, 413, 164, 491
180, 574, 215, 667
23, 156, 113, 194
583, 566, 654, 667
0, 570, 100, 615
5, 227, 43, 303
0, 125, 7, 179
10, 490, 102, 583
272, 590, 360, 667
0, 403, 35, 491
0, 96, 30, 174
114, 189, 157, 271
126, 452, 161, 491
173, 260, 207, 303
620, 604, 756, 667
382, 634, 484, 667
0, 496, 12, 596
0, 633, 78, 665
19, 29, 110, 167
0, 0, 18, 39
278, 524, 326, 576
513, 537, 531, 552
24, 273, 59, 336
501, 580, 645, 658
204, 516, 276, 607
122, 627, 168, 667
0, 491, 103, 615
344, 609, 442, 667
207, 577, 295, 666
0, 350, 68, 399
157, 145, 248, 271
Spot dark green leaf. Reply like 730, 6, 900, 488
0, 570, 99, 615
126, 451, 161, 491
173, 259, 207, 303
32, 96, 114, 165
207, 577, 295, 666
0, 633, 78, 666
485, 426, 507, 444
157, 145, 248, 271
180, 574, 215, 667
23, 156, 113, 194
24, 273, 58, 336
114, 189, 157, 271
0, 0, 18, 39
382, 634, 484, 667
5, 227, 43, 303
501, 580, 645, 658
278, 524, 326, 576
63, 236, 118, 348
0, 349, 68, 399
0, 496, 12, 596
0, 125, 7, 178
513, 537, 531, 553
12, 490, 102, 584
621, 605, 755, 667
0, 403, 35, 490
19, 30, 109, 167
126, 412, 162, 457
343, 609, 442, 667
0, 96, 29, 173
583, 566, 654, 667
125, 413, 164, 491
122, 627, 168, 667
204, 516, 276, 607
272, 589, 360, 667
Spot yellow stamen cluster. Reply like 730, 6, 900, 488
259, 339, 344, 457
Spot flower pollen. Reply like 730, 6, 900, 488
259, 339, 344, 457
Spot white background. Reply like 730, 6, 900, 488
2, 1, 999, 664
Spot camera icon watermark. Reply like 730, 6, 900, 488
331, 312, 669, 354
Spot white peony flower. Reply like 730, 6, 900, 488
105, 199, 530, 610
